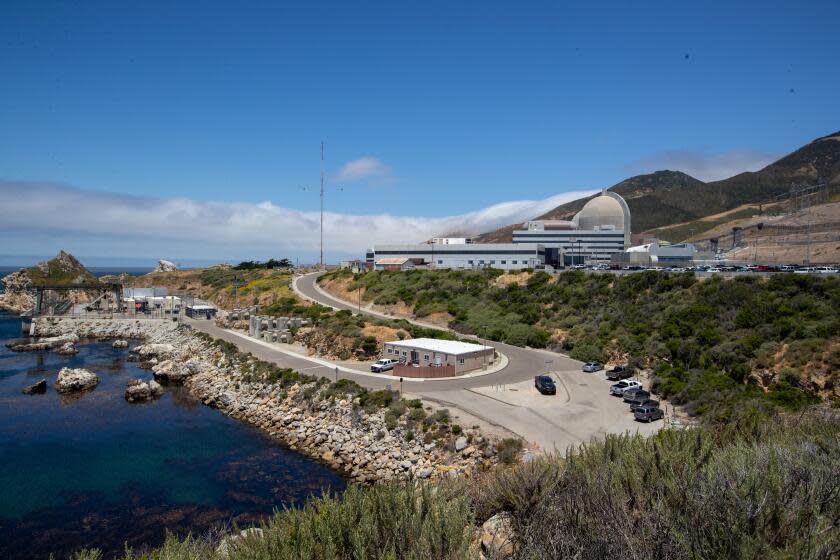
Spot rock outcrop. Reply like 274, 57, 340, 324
54, 367, 100, 393
32, 316, 498, 483
22, 379, 47, 395
112, 339, 129, 348
0, 269, 35, 314
125, 378, 164, 402
153, 259, 178, 273
0, 250, 98, 314
7, 333, 80, 352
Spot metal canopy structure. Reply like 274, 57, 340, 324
32, 282, 123, 316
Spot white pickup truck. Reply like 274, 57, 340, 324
370, 358, 398, 373
610, 379, 642, 396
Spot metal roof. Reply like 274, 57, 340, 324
386, 337, 491, 355
375, 257, 410, 265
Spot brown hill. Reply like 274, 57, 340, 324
474, 130, 840, 243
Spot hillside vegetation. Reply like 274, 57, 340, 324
323, 268, 840, 419
71, 409, 840, 559
121, 267, 297, 309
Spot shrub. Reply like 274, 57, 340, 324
497, 438, 524, 464
409, 408, 427, 422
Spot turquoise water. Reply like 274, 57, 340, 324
0, 312, 345, 559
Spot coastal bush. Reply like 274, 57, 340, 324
322, 269, 840, 418
69, 409, 840, 560
496, 438, 524, 465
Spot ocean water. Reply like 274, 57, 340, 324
0, 312, 345, 559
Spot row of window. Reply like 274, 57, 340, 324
385, 347, 466, 364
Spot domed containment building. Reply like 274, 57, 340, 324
512, 190, 632, 265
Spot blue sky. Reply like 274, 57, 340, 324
1, 0, 839, 264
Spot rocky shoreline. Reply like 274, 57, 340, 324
30, 317, 497, 483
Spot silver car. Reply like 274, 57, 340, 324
582, 361, 603, 373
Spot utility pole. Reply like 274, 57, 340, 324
320, 142, 325, 270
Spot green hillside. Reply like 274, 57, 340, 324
324, 268, 840, 419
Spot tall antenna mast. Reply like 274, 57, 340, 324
320, 141, 324, 269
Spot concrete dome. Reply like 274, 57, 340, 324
574, 194, 626, 230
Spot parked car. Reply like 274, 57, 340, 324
706, 267, 721, 272
624, 388, 651, 404
634, 404, 665, 422
582, 361, 604, 373
610, 379, 642, 396
779, 265, 796, 272
815, 266, 839, 274
630, 398, 659, 412
370, 358, 398, 373
606, 365, 635, 380
534, 375, 557, 395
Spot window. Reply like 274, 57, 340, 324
402, 351, 407, 356
490, 260, 495, 264
468, 260, 474, 264
437, 260, 442, 264
387, 348, 392, 354
423, 354, 429, 361
512, 260, 518, 264
501, 260, 506, 264
458, 358, 465, 364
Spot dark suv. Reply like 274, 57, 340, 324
623, 388, 651, 404
534, 375, 556, 395
634, 405, 664, 423
630, 398, 659, 412
606, 366, 634, 381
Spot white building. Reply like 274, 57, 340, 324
370, 243, 546, 271
512, 190, 632, 265
610, 239, 699, 266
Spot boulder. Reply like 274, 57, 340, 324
415, 467, 433, 479
112, 339, 129, 348
479, 512, 515, 560
57, 341, 79, 355
54, 367, 100, 394
152, 359, 196, 383
132, 343, 176, 359
22, 379, 47, 395
455, 436, 468, 452
125, 378, 164, 402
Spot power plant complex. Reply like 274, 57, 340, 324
365, 190, 698, 270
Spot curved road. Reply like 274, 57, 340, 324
288, 271, 660, 451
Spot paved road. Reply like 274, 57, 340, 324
290, 271, 661, 450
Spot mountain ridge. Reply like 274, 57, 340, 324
474, 130, 840, 243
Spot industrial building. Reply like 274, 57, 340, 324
512, 190, 632, 265
369, 242, 546, 271
611, 240, 700, 266
384, 337, 495, 376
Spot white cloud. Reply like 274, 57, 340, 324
628, 149, 780, 182
0, 181, 595, 262
334, 157, 392, 184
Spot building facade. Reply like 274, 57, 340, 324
612, 240, 699, 266
512, 190, 632, 265
383, 338, 494, 374
370, 243, 546, 271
